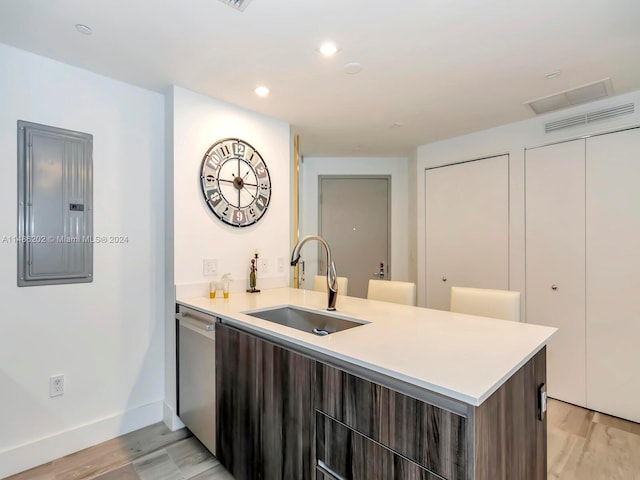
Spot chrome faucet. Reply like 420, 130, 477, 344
290, 235, 338, 311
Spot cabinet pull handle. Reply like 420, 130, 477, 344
317, 460, 346, 480
551, 284, 558, 291
442, 276, 447, 282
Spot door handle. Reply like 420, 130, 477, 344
377, 262, 385, 279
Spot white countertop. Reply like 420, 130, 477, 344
177, 287, 556, 406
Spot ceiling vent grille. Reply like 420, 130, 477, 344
217, 0, 253, 11
545, 103, 635, 133
526, 78, 613, 115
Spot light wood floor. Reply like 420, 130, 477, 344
6, 399, 640, 480
547, 399, 640, 479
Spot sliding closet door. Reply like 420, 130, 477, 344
424, 155, 509, 311
525, 140, 586, 407
586, 128, 640, 422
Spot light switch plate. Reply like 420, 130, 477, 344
203, 259, 218, 276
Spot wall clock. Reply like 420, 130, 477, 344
200, 138, 272, 227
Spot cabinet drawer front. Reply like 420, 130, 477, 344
317, 363, 466, 479
317, 412, 441, 480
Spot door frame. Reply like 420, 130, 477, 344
318, 175, 392, 279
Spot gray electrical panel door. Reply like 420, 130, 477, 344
17, 121, 93, 286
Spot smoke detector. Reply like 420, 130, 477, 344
217, 0, 253, 11
525, 78, 613, 115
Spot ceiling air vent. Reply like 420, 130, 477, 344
217, 0, 253, 11
545, 103, 635, 133
526, 78, 613, 115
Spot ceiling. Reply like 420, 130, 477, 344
1, 0, 639, 157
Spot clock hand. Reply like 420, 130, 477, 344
241, 187, 258, 201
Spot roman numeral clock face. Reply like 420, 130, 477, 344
200, 138, 272, 227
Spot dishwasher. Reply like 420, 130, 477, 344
176, 305, 216, 455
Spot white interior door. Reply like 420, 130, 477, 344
586, 128, 640, 422
525, 139, 586, 407
424, 155, 509, 311
319, 176, 390, 298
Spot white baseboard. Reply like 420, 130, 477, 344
0, 401, 163, 479
162, 401, 185, 431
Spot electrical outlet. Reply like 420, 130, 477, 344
203, 259, 218, 276
50, 374, 64, 397
261, 258, 269, 274
277, 257, 285, 273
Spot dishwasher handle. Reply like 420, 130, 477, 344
176, 312, 215, 332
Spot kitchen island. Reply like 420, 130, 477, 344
177, 287, 556, 480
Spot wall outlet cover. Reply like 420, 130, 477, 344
50, 374, 64, 397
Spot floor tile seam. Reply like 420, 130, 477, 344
592, 416, 640, 437
164, 437, 219, 477
77, 445, 177, 480
588, 421, 640, 445
547, 425, 588, 440
50, 431, 191, 480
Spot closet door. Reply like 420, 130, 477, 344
525, 140, 586, 407
425, 155, 509, 311
586, 128, 640, 422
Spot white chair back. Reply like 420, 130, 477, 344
312, 275, 349, 295
449, 286, 521, 321
367, 280, 417, 306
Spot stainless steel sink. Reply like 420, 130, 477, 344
244, 306, 367, 336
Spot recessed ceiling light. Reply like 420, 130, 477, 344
75, 24, 93, 35
544, 70, 561, 79
319, 42, 339, 57
344, 62, 363, 75
255, 86, 269, 97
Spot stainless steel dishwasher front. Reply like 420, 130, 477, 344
177, 305, 216, 455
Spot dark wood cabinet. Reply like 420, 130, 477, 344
215, 320, 547, 480
473, 347, 547, 480
216, 323, 316, 480
316, 412, 441, 480
316, 363, 466, 479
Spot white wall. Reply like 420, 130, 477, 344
164, 86, 291, 424
299, 156, 410, 286
416, 89, 640, 309
172, 86, 291, 289
0, 44, 165, 478
407, 150, 418, 285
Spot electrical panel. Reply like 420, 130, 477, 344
17, 121, 93, 286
